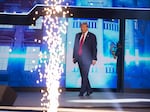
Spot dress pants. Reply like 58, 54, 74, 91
78, 58, 92, 95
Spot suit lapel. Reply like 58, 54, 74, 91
84, 32, 89, 44
78, 33, 82, 43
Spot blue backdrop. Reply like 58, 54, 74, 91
0, 0, 150, 89
0, 18, 119, 88
124, 19, 150, 89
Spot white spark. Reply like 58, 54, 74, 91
37, 0, 68, 112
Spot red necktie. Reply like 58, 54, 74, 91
78, 34, 85, 56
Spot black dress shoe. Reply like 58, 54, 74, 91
78, 93, 84, 96
86, 91, 93, 96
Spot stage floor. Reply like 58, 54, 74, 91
0, 91, 150, 111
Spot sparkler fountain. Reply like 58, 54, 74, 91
37, 0, 69, 111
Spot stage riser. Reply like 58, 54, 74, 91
0, 85, 17, 106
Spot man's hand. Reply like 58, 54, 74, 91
114, 56, 117, 59
73, 58, 77, 64
92, 60, 96, 65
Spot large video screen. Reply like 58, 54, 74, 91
0, 17, 119, 88
66, 18, 119, 88
0, 17, 46, 87
124, 19, 150, 89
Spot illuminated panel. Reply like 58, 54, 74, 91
24, 46, 40, 71
76, 0, 112, 7
28, 17, 43, 30
0, 25, 13, 28
124, 19, 150, 89
0, 46, 10, 70
66, 18, 119, 88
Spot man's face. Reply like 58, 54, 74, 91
81, 24, 88, 33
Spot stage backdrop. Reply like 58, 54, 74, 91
0, 17, 150, 89
0, 18, 119, 88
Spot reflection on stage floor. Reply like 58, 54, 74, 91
0, 91, 150, 111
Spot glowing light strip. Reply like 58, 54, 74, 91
68, 98, 150, 103
125, 56, 150, 61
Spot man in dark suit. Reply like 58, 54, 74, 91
112, 42, 122, 76
73, 22, 97, 96
112, 42, 122, 90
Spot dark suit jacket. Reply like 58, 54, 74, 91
73, 32, 97, 64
